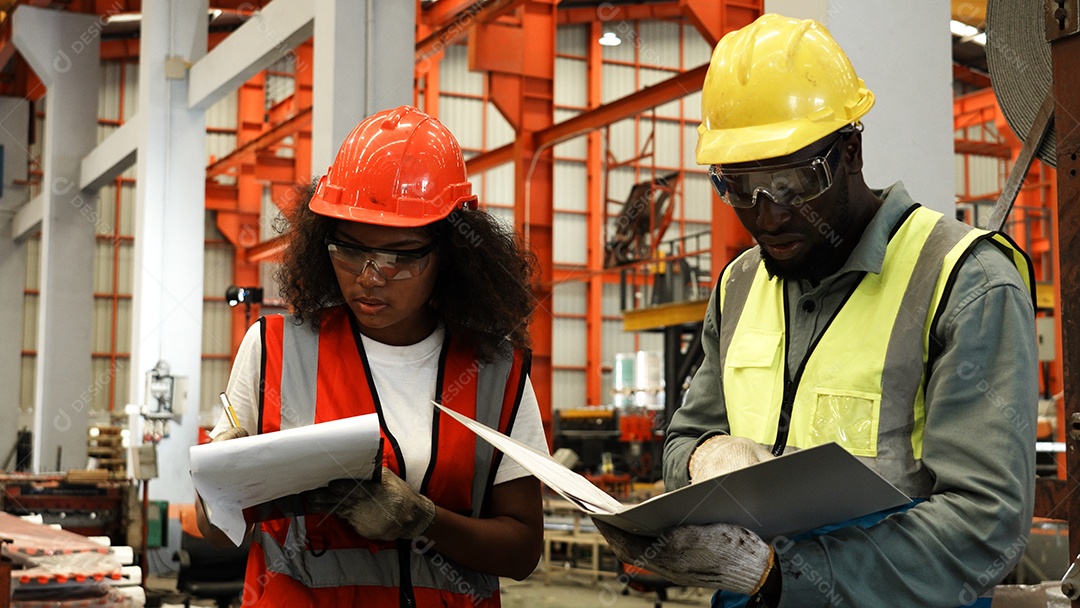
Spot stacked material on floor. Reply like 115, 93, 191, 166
1, 512, 144, 607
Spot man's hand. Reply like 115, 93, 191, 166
211, 427, 250, 442
307, 467, 436, 541
688, 435, 773, 482
592, 519, 773, 595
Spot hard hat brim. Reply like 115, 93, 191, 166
309, 194, 469, 228
696, 88, 873, 166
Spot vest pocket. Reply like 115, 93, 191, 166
810, 388, 880, 457
724, 329, 783, 442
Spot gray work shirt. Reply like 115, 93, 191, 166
664, 182, 1038, 606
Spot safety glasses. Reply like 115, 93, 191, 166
709, 136, 846, 209
325, 237, 436, 280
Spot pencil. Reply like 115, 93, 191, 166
219, 392, 240, 428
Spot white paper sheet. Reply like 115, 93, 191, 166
434, 403, 910, 539
189, 414, 382, 545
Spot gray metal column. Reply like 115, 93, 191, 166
129, 0, 209, 504
310, 0, 414, 174
12, 7, 101, 472
0, 97, 30, 470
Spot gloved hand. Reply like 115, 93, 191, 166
688, 435, 773, 482
307, 467, 436, 541
592, 519, 773, 595
211, 427, 250, 442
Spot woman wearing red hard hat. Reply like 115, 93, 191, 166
199, 105, 545, 607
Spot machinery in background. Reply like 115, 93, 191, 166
604, 171, 679, 268
552, 406, 665, 488
0, 474, 141, 549
553, 350, 668, 486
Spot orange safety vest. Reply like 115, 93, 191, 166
241, 305, 530, 608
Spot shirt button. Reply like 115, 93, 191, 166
802, 300, 816, 313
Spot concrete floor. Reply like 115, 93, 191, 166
500, 573, 713, 608
147, 570, 714, 607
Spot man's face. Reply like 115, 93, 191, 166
724, 135, 855, 282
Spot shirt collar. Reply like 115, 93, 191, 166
830, 181, 917, 277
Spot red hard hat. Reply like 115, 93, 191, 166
309, 105, 477, 227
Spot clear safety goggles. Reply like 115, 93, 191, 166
708, 136, 845, 209
325, 237, 436, 280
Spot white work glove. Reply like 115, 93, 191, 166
592, 519, 773, 595
308, 467, 436, 541
211, 427, 250, 442
688, 435, 773, 482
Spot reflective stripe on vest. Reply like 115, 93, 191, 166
251, 305, 529, 602
717, 206, 1033, 497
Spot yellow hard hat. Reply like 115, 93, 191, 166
696, 14, 874, 165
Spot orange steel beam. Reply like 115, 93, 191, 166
544, 65, 707, 146
293, 40, 313, 181
552, 267, 621, 284
585, 20, 604, 407
422, 0, 491, 26
467, 64, 709, 176
684, 0, 760, 275
235, 40, 314, 267
466, 144, 514, 175
954, 139, 1012, 158
416, 0, 525, 65
680, 0, 760, 47
217, 72, 268, 354
246, 235, 288, 263
475, 0, 555, 440
558, 2, 683, 24
952, 63, 991, 90
206, 106, 311, 178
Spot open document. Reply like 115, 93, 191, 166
434, 403, 910, 539
190, 414, 382, 545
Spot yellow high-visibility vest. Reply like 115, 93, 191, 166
717, 205, 1033, 497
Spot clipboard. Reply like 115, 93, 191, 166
191, 414, 383, 545
241, 438, 384, 524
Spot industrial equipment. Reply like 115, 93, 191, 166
604, 172, 679, 268
552, 406, 665, 485
0, 475, 140, 549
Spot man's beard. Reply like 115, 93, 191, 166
760, 178, 854, 284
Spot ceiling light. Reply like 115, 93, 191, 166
950, 19, 985, 46
106, 12, 142, 24
106, 9, 224, 25
598, 31, 621, 47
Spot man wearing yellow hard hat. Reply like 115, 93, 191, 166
594, 14, 1037, 608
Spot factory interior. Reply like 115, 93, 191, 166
0, 0, 1078, 606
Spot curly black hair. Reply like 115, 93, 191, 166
275, 185, 538, 360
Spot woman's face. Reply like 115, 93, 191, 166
329, 221, 440, 346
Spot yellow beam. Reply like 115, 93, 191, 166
622, 300, 709, 332
1037, 282, 1054, 309
951, 0, 986, 26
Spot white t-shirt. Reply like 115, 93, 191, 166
211, 322, 547, 491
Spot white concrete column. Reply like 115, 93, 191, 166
310, 0, 414, 174
12, 7, 101, 472
764, 1, 955, 214
129, 0, 208, 504
0, 97, 30, 468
